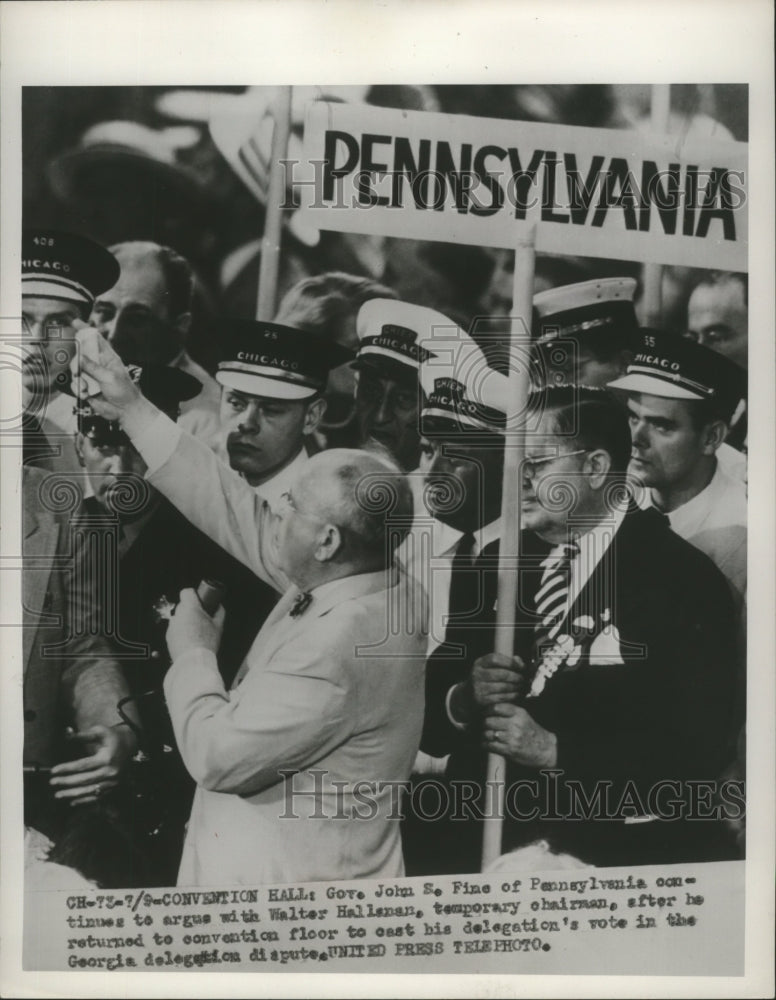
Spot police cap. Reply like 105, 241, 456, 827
532, 277, 638, 346
354, 300, 451, 384
608, 328, 747, 421
22, 230, 120, 307
216, 319, 354, 400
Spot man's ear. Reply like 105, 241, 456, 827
314, 523, 343, 563
303, 396, 327, 436
172, 311, 192, 338
584, 448, 612, 490
74, 432, 86, 468
701, 419, 727, 455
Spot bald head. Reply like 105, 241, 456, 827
298, 448, 414, 562
273, 448, 412, 590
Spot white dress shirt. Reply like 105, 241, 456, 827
174, 350, 222, 446
651, 460, 747, 614
211, 438, 310, 510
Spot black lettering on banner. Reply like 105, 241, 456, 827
322, 130, 360, 201
639, 161, 681, 233
471, 144, 507, 217
392, 136, 432, 209
682, 165, 699, 235
507, 147, 545, 219
592, 157, 639, 231
541, 152, 569, 223
694, 167, 737, 240
356, 133, 392, 206
434, 140, 473, 213
563, 153, 606, 225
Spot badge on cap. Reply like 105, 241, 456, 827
532, 277, 638, 346
607, 328, 746, 420
354, 300, 453, 381
216, 320, 354, 400
22, 230, 120, 307
419, 327, 511, 435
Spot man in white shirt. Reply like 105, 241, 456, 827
608, 328, 747, 612
212, 318, 353, 507
72, 328, 428, 886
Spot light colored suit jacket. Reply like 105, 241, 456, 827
147, 426, 428, 885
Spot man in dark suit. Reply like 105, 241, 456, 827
427, 385, 739, 869
22, 464, 138, 884
72, 365, 277, 884
402, 328, 512, 874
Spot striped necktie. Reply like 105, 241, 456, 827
533, 540, 580, 650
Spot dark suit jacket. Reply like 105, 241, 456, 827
77, 494, 277, 693
420, 507, 739, 869
22, 467, 132, 770
73, 494, 277, 884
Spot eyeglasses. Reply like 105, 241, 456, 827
522, 449, 588, 482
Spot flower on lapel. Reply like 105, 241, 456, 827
529, 608, 624, 697
529, 633, 577, 698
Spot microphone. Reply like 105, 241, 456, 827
194, 578, 225, 616
151, 578, 225, 624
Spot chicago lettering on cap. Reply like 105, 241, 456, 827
354, 299, 452, 381
216, 319, 354, 401
419, 326, 511, 436
532, 276, 638, 346
607, 327, 747, 420
22, 230, 120, 307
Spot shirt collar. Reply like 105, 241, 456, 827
437, 517, 501, 560
303, 566, 400, 618
251, 448, 309, 508
474, 518, 501, 556
660, 460, 725, 536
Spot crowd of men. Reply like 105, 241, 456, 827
19, 228, 747, 889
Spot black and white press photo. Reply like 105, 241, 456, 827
1, 2, 773, 996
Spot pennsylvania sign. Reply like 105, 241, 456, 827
299, 102, 747, 271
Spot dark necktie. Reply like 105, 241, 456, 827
533, 540, 579, 657
445, 531, 478, 635
439, 533, 500, 662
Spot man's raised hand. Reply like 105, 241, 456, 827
71, 321, 143, 421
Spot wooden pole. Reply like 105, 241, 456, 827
256, 86, 293, 321
480, 227, 537, 871
642, 84, 671, 327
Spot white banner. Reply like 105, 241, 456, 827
300, 102, 748, 270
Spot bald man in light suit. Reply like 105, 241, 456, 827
72, 328, 429, 886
